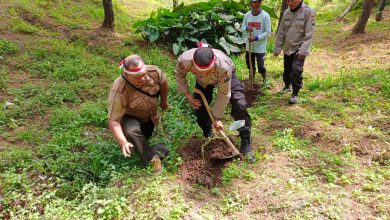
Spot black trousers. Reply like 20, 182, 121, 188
121, 115, 168, 164
283, 52, 305, 95
193, 71, 252, 153
245, 51, 266, 79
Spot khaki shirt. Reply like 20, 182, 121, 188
274, 3, 316, 56
108, 65, 167, 125
175, 48, 233, 119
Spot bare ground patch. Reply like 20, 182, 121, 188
178, 136, 239, 188
306, 10, 390, 78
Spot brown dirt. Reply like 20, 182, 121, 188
241, 79, 263, 107
298, 120, 324, 143
178, 136, 238, 188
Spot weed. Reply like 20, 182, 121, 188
221, 160, 243, 186
0, 38, 19, 56
80, 101, 107, 127
243, 170, 256, 181
10, 18, 39, 34
0, 68, 9, 90
273, 128, 297, 151
38, 83, 81, 105
322, 169, 338, 183
220, 190, 249, 214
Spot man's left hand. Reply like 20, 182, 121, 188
297, 54, 306, 61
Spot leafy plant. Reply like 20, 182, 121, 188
0, 38, 19, 56
220, 190, 249, 214
221, 159, 243, 185
0, 68, 9, 90
273, 128, 297, 151
134, 0, 276, 55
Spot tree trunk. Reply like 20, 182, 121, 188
351, 0, 375, 34
173, 0, 178, 8
336, 0, 358, 21
276, 0, 288, 32
375, 0, 387, 21
102, 0, 114, 30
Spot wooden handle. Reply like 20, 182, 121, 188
193, 89, 240, 155
248, 31, 254, 90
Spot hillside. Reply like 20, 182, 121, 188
0, 0, 389, 219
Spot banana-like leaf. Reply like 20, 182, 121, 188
228, 35, 245, 45
219, 37, 241, 55
225, 25, 236, 34
173, 43, 180, 55
134, 0, 277, 55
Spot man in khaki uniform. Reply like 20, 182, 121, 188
273, 0, 316, 104
108, 54, 169, 171
176, 44, 256, 163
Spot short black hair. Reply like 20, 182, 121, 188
193, 47, 213, 67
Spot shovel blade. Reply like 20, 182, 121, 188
229, 120, 245, 131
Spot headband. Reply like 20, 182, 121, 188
193, 42, 215, 72
119, 59, 146, 75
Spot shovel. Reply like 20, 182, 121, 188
193, 89, 241, 159
248, 31, 254, 90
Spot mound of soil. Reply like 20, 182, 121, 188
178, 136, 238, 188
241, 79, 262, 107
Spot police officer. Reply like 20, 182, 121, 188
175, 43, 256, 163
108, 54, 169, 172
273, 0, 316, 104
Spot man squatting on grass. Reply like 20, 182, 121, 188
108, 54, 169, 172
241, 0, 271, 84
175, 43, 256, 163
273, 0, 316, 104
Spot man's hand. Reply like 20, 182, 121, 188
185, 93, 202, 109
297, 54, 306, 61
160, 100, 168, 111
246, 27, 253, 32
213, 119, 224, 132
121, 142, 133, 158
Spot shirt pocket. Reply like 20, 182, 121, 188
295, 18, 305, 32
284, 20, 291, 28
128, 94, 144, 112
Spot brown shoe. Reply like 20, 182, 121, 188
150, 155, 162, 173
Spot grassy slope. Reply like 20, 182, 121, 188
0, 0, 389, 219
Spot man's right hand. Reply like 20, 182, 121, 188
121, 142, 133, 157
185, 93, 202, 109
213, 119, 224, 132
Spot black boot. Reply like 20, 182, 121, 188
239, 131, 256, 163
